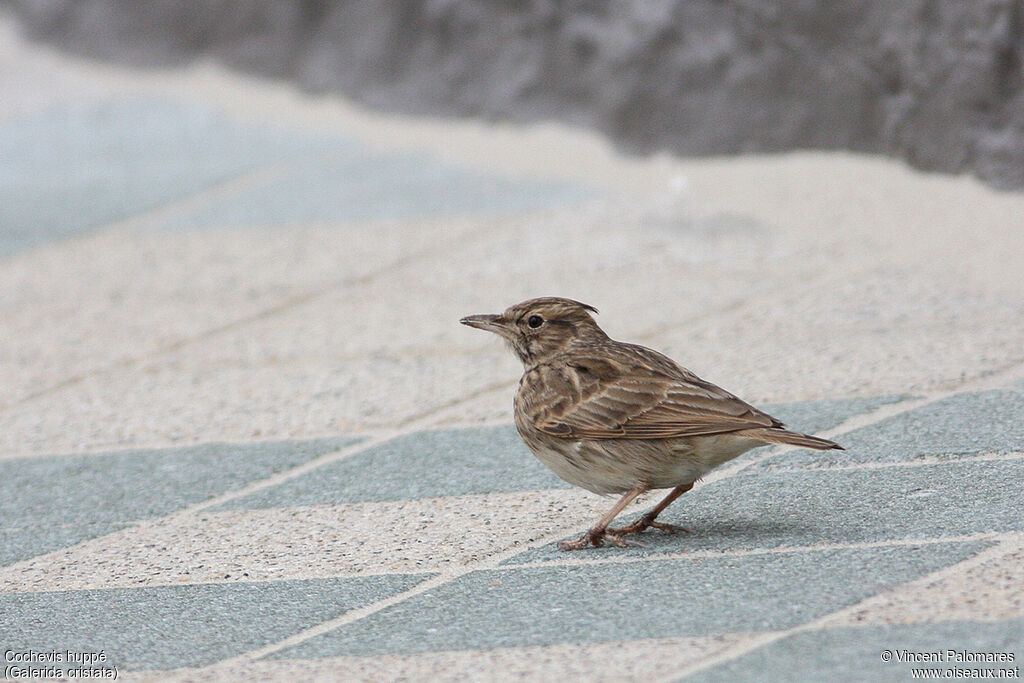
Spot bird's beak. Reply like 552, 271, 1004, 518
460, 313, 512, 337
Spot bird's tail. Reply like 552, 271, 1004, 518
744, 427, 843, 450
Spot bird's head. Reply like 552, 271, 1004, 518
461, 297, 608, 364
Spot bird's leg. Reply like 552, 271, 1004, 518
607, 483, 695, 536
558, 485, 647, 551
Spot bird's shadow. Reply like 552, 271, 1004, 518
506, 514, 827, 563
585, 514, 821, 557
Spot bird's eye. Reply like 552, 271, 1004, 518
527, 315, 544, 328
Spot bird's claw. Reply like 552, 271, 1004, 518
607, 519, 692, 536
648, 521, 692, 534
557, 535, 593, 551
605, 533, 646, 548
558, 529, 646, 551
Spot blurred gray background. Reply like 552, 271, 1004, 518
7, 0, 1024, 190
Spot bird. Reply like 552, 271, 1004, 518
460, 297, 842, 551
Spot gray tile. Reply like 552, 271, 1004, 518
219, 396, 899, 511
506, 459, 1023, 563
0, 574, 429, 671
761, 394, 909, 437
723, 393, 910, 471
215, 426, 569, 510
0, 523, 128, 571
0, 438, 355, 566
761, 387, 1024, 469
0, 98, 338, 257
689, 619, 1024, 682
271, 542, 987, 658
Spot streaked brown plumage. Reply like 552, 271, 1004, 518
461, 297, 842, 550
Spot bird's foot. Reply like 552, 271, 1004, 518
607, 518, 692, 536
602, 531, 646, 548
558, 528, 645, 551
557, 534, 593, 551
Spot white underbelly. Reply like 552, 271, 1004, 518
527, 434, 763, 495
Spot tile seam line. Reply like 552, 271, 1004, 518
668, 535, 1024, 682
765, 451, 1024, 472
0, 568, 433, 596
0, 431, 395, 462
497, 531, 1006, 570
3, 216, 493, 412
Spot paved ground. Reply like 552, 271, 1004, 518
1, 16, 1023, 683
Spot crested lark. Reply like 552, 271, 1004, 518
461, 297, 842, 551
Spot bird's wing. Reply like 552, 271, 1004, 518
530, 346, 781, 440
